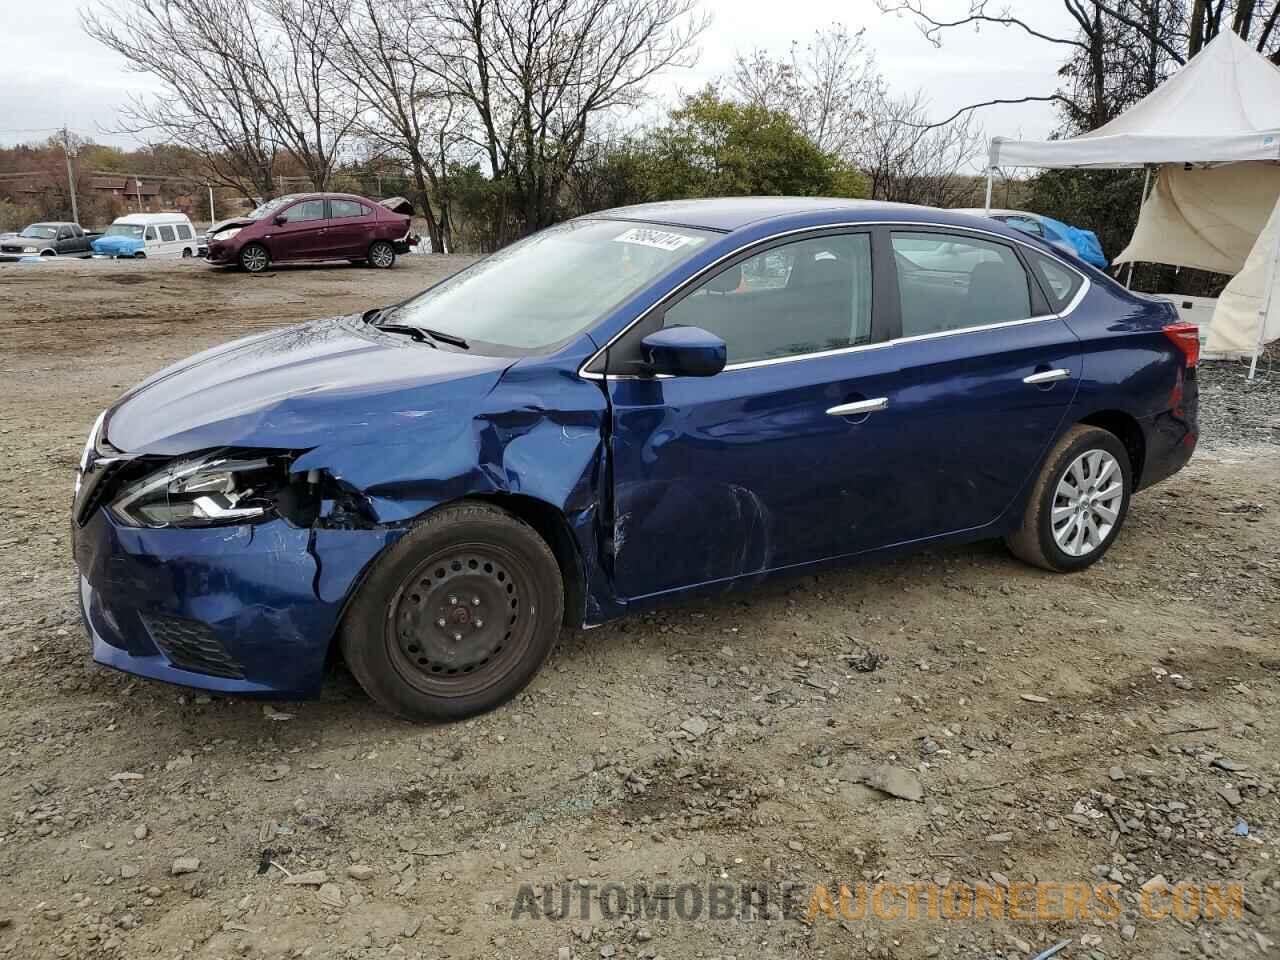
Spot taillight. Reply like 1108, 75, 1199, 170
1163, 322, 1200, 369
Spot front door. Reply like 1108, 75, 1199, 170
605, 229, 904, 601
271, 198, 329, 260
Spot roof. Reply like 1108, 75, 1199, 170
29, 221, 79, 228
114, 213, 193, 224
992, 31, 1280, 168
582, 197, 992, 233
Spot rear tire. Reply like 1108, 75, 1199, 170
340, 503, 563, 722
182, 248, 193, 258
368, 240, 396, 269
1006, 424, 1132, 573
240, 243, 269, 273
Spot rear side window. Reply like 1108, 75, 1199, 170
892, 231, 1032, 337
1026, 251, 1084, 311
159, 225, 176, 241
330, 199, 369, 219
176, 224, 193, 240
663, 232, 874, 365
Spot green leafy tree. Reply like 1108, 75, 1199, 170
634, 88, 866, 200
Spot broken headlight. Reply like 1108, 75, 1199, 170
212, 227, 241, 241
109, 450, 294, 528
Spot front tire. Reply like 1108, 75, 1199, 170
1006, 424, 1132, 572
240, 243, 270, 273
340, 503, 563, 722
368, 240, 396, 269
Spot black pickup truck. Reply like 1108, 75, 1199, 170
0, 222, 95, 261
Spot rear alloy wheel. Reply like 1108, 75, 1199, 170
240, 243, 270, 273
1006, 424, 1132, 572
340, 503, 563, 722
368, 240, 396, 269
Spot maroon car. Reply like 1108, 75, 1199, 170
206, 193, 414, 273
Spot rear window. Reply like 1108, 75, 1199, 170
1027, 251, 1085, 311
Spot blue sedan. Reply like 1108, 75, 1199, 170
72, 198, 1200, 721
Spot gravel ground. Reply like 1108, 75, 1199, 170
0, 257, 1277, 960
1198, 359, 1280, 450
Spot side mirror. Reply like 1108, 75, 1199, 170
640, 325, 726, 378
274, 214, 288, 226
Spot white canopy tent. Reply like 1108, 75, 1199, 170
984, 30, 1280, 377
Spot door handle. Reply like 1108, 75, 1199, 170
1023, 368, 1070, 385
826, 397, 888, 417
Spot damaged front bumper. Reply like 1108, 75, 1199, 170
73, 508, 403, 697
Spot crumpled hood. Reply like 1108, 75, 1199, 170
92, 235, 145, 256
104, 315, 514, 455
207, 217, 256, 237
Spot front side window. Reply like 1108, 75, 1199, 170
330, 199, 368, 219
662, 233, 873, 365
144, 226, 158, 241
285, 200, 326, 223
159, 225, 176, 241
892, 231, 1032, 337
387, 219, 714, 353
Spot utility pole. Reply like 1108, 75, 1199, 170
135, 178, 144, 213
61, 127, 79, 225
208, 184, 216, 223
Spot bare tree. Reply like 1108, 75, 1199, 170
729, 24, 883, 159
322, 0, 465, 250
859, 90, 987, 206
84, 0, 358, 199
433, 0, 708, 239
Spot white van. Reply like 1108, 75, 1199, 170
92, 213, 200, 260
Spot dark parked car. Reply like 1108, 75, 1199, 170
72, 198, 1199, 722
205, 193, 413, 273
0, 222, 92, 261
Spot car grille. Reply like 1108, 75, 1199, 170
140, 612, 246, 679
1, 244, 25, 254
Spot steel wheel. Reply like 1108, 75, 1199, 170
1051, 449, 1123, 557
369, 241, 395, 268
386, 543, 536, 698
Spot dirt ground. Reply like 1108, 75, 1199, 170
0, 256, 1277, 960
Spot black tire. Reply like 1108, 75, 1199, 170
368, 240, 396, 269
133, 251, 146, 259
182, 248, 193, 258
1006, 424, 1132, 573
340, 502, 563, 722
239, 243, 270, 273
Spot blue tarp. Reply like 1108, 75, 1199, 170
92, 235, 145, 257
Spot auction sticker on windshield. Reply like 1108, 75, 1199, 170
611, 227, 703, 251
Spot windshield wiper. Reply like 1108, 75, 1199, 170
362, 308, 468, 349
418, 328, 469, 350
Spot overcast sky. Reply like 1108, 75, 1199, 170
1, 0, 1076, 161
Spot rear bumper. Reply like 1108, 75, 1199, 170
73, 508, 399, 697
1136, 369, 1199, 490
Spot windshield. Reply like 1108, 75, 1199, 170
20, 225, 57, 239
248, 196, 300, 220
105, 224, 145, 239
387, 219, 714, 351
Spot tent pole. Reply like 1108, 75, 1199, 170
1247, 210, 1280, 380
983, 139, 997, 215
1124, 167, 1153, 289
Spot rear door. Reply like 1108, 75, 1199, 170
324, 198, 375, 258
270, 198, 329, 260
604, 229, 907, 601
878, 228, 1084, 541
